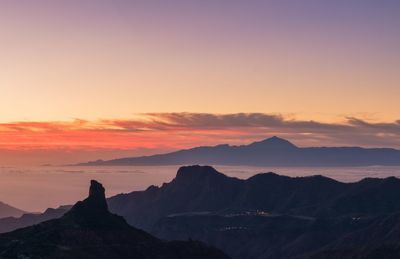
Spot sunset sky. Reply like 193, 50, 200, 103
1, 1, 400, 165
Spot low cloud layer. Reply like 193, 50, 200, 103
0, 113, 399, 165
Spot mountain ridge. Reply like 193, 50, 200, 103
0, 202, 26, 219
106, 166, 400, 230
0, 179, 230, 259
3, 166, 400, 235
2, 166, 400, 258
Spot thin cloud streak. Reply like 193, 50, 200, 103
0, 113, 400, 151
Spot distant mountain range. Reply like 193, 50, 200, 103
0, 205, 70, 233
0, 180, 229, 259
0, 202, 26, 219
5, 166, 400, 258
76, 136, 400, 166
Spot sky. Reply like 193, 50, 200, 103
0, 0, 399, 165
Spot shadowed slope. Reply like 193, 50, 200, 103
0, 205, 69, 234
0, 202, 26, 219
0, 180, 230, 259
109, 166, 400, 230
2, 167, 400, 258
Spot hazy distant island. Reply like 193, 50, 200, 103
76, 136, 400, 167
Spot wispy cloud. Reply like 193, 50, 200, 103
0, 113, 400, 151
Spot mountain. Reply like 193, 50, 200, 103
0, 180, 229, 259
0, 202, 26, 219
0, 166, 346, 233
107, 166, 400, 231
153, 208, 400, 259
106, 166, 400, 258
0, 205, 70, 233
76, 136, 400, 166
3, 166, 400, 258
306, 212, 400, 259
152, 212, 377, 259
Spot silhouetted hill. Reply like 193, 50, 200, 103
76, 136, 400, 166
0, 202, 26, 219
0, 180, 229, 259
107, 166, 400, 231
306, 212, 400, 259
0, 205, 70, 233
154, 210, 400, 259
107, 166, 400, 258
3, 166, 400, 258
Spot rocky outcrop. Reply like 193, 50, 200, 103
0, 180, 230, 259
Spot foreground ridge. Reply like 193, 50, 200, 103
3, 166, 400, 258
0, 180, 230, 259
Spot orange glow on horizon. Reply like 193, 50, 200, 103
1, 113, 399, 154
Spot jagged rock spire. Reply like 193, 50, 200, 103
85, 180, 108, 212
89, 180, 106, 204
67, 180, 109, 218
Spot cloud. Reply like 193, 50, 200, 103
0, 113, 400, 152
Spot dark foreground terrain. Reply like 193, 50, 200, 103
109, 166, 400, 258
0, 180, 229, 259
3, 165, 400, 258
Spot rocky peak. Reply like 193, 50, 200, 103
176, 165, 222, 180
67, 180, 109, 219
89, 180, 106, 201
248, 136, 298, 149
86, 180, 108, 211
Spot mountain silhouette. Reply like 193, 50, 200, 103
107, 166, 400, 231
76, 136, 400, 166
307, 212, 400, 259
247, 136, 298, 149
154, 208, 400, 259
0, 180, 229, 259
107, 166, 400, 258
3, 167, 400, 258
0, 205, 70, 233
0, 202, 26, 219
